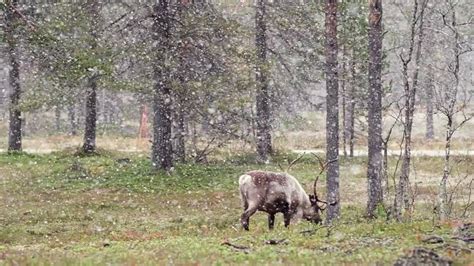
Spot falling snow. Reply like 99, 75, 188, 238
0, 0, 473, 265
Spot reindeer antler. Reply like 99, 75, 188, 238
278, 153, 305, 173
277, 162, 285, 172
312, 153, 338, 210
286, 153, 305, 172
311, 153, 325, 170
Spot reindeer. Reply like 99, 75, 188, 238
238, 155, 334, 230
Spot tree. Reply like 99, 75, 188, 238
435, 0, 472, 220
171, 0, 207, 163
170, 1, 188, 164
262, 1, 325, 137
339, 2, 369, 158
340, 3, 348, 158
82, 0, 101, 154
25, 0, 115, 153
325, 0, 340, 223
394, 0, 427, 221
346, 55, 357, 157
255, 0, 272, 163
5, 0, 22, 152
151, 0, 173, 171
67, 104, 78, 136
366, 0, 383, 218
424, 71, 435, 140
423, 16, 435, 140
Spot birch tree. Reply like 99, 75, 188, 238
394, 0, 428, 221
435, 0, 473, 220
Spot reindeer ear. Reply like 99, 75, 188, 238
317, 201, 328, 210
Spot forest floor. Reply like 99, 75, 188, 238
0, 151, 473, 265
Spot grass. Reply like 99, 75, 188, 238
0, 151, 472, 265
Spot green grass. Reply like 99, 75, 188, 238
0, 151, 472, 265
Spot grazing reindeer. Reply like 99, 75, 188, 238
239, 155, 333, 230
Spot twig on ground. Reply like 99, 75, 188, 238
264, 239, 288, 245
221, 241, 251, 253
421, 235, 444, 244
451, 236, 474, 243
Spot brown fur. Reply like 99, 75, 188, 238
247, 171, 288, 187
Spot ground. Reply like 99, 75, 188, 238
0, 150, 472, 265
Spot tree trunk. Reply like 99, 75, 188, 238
395, 0, 426, 220
68, 103, 77, 136
340, 6, 348, 159
255, 0, 272, 163
82, 0, 100, 154
172, 0, 190, 163
349, 100, 355, 158
151, 0, 173, 171
100, 89, 106, 124
325, 0, 340, 223
55, 105, 61, 132
425, 73, 434, 140
6, 0, 22, 152
382, 140, 389, 196
439, 124, 452, 220
174, 92, 186, 163
347, 53, 356, 158
366, 0, 384, 218
83, 78, 98, 153
341, 57, 347, 158
439, 6, 461, 221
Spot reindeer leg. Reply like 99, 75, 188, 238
283, 201, 294, 228
268, 213, 275, 230
241, 206, 257, 231
240, 188, 249, 211
283, 212, 292, 228
242, 200, 249, 211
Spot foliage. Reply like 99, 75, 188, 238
24, 2, 114, 110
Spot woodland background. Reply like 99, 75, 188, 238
0, 0, 473, 264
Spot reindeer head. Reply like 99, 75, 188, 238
305, 194, 323, 224
305, 154, 339, 224
304, 174, 328, 224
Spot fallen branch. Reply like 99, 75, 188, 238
221, 241, 251, 253
451, 236, 474, 243
421, 235, 444, 244
264, 239, 288, 245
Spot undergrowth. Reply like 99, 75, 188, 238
0, 151, 472, 265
